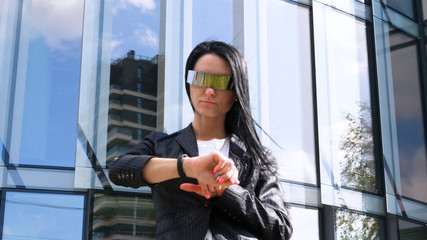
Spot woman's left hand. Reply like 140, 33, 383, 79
180, 157, 239, 198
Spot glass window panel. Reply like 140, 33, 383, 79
399, 219, 427, 239
2, 191, 85, 240
314, 3, 377, 193
389, 31, 427, 203
386, 0, 415, 20
290, 206, 319, 240
105, 0, 161, 167
335, 209, 382, 239
92, 194, 156, 239
264, 0, 316, 184
0, 0, 84, 167
192, 0, 233, 46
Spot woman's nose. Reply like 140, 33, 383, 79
205, 88, 215, 96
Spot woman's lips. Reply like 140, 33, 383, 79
201, 101, 216, 106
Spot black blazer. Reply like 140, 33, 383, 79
109, 124, 292, 240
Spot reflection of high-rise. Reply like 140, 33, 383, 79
93, 51, 158, 239
107, 50, 159, 167
92, 194, 156, 239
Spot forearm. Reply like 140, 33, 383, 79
142, 157, 182, 184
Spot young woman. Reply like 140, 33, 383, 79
109, 41, 293, 239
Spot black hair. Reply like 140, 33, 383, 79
185, 40, 277, 176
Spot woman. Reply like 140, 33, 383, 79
109, 41, 292, 239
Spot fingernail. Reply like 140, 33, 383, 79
213, 169, 218, 173
230, 178, 236, 184
218, 177, 224, 183
215, 174, 220, 178
179, 185, 183, 189
205, 194, 211, 199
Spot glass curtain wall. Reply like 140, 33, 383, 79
1, 0, 427, 239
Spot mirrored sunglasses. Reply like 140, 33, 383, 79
187, 70, 234, 90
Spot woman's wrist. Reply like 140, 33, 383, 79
182, 155, 193, 178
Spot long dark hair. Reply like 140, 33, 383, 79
185, 40, 277, 176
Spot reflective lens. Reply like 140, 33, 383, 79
187, 70, 234, 90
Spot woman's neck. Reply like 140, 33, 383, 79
192, 115, 227, 140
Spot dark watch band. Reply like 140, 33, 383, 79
177, 154, 188, 178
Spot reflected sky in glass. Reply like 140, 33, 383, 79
111, 0, 160, 59
16, 0, 84, 167
265, 0, 316, 184
290, 206, 319, 240
389, 34, 427, 203
2, 191, 85, 240
192, 0, 233, 47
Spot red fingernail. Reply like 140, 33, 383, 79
213, 169, 218, 173
205, 194, 211, 199
218, 177, 224, 183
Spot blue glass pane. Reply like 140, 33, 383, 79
0, 0, 84, 167
389, 33, 427, 203
386, 0, 415, 19
265, 1, 316, 184
192, 0, 233, 46
2, 191, 85, 240
106, 0, 161, 167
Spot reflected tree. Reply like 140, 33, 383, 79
340, 102, 376, 192
336, 102, 380, 239
335, 209, 380, 240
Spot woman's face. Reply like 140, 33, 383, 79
190, 54, 236, 119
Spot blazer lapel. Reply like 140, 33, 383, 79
176, 123, 199, 157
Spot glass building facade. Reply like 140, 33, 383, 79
0, 0, 426, 239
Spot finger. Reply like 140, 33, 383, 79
211, 151, 228, 171
200, 184, 211, 199
180, 183, 202, 194
215, 162, 236, 182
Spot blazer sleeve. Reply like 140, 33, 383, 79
212, 151, 293, 240
108, 131, 164, 188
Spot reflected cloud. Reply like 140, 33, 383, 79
2, 226, 12, 235
135, 25, 159, 49
28, 0, 84, 51
113, 0, 156, 15
111, 39, 124, 53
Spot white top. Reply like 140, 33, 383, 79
197, 137, 230, 158
197, 137, 230, 240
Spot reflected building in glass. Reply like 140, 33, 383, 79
0, 0, 427, 239
107, 50, 159, 167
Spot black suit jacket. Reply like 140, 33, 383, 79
109, 124, 292, 239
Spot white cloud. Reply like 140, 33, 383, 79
2, 227, 12, 235
111, 39, 124, 52
113, 0, 156, 14
28, 0, 84, 51
135, 26, 158, 49
128, 0, 156, 13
